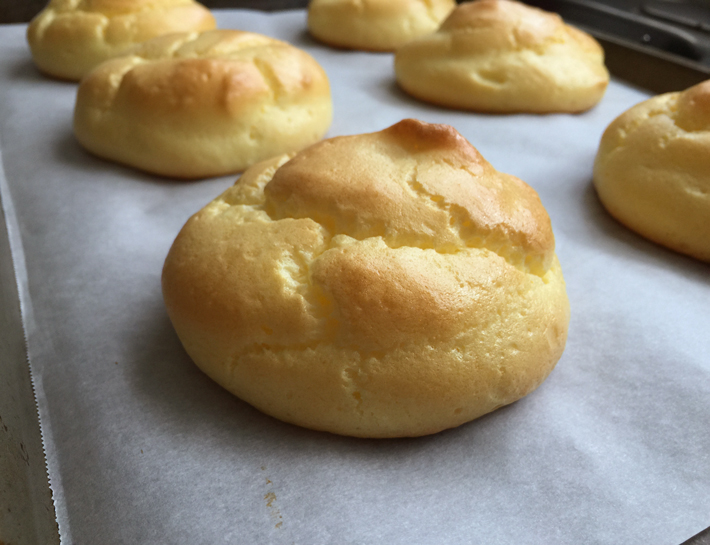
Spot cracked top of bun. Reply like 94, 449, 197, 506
264, 118, 555, 274
73, 30, 333, 178
84, 30, 326, 117
162, 119, 569, 437
27, 0, 216, 81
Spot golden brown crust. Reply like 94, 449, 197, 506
439, 0, 560, 45
307, 0, 456, 52
593, 80, 710, 262
265, 120, 555, 273
162, 119, 570, 437
394, 0, 609, 113
27, 0, 216, 81
73, 30, 333, 178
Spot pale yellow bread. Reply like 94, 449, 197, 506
73, 30, 333, 179
27, 0, 216, 81
394, 0, 609, 113
162, 119, 570, 438
594, 80, 710, 262
307, 0, 456, 52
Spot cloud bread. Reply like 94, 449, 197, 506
307, 0, 456, 52
594, 80, 710, 262
394, 0, 609, 113
162, 119, 570, 438
73, 29, 333, 178
27, 0, 216, 81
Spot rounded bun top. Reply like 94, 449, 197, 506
264, 118, 555, 275
598, 79, 710, 156
67, 0, 190, 14
439, 0, 597, 51
394, 0, 609, 113
84, 29, 330, 119
307, 0, 457, 52
27, 0, 216, 80
164, 117, 560, 356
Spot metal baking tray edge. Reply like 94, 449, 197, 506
0, 150, 60, 545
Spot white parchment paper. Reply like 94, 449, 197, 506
1, 10, 709, 545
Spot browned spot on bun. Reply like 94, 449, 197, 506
266, 119, 554, 273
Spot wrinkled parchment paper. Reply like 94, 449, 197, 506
0, 10, 708, 545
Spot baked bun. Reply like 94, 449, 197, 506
73, 30, 333, 179
162, 119, 570, 438
307, 0, 456, 52
593, 80, 710, 262
27, 0, 216, 81
394, 0, 609, 113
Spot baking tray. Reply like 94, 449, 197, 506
521, 0, 710, 93
1, 9, 709, 545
